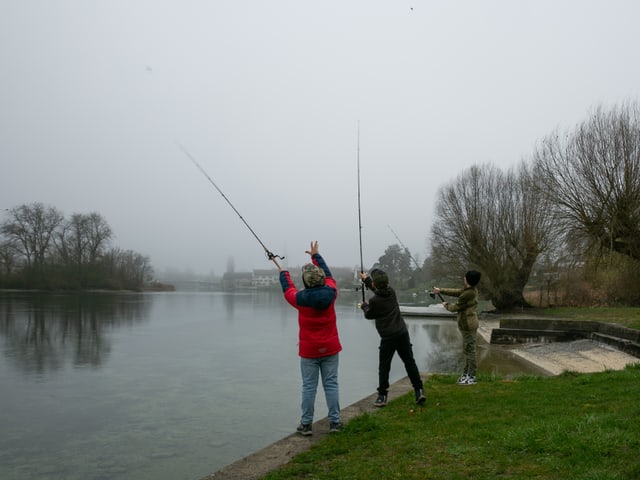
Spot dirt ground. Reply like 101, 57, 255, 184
202, 319, 639, 480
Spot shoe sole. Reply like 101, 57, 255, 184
296, 430, 312, 436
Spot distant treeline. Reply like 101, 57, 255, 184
0, 203, 154, 290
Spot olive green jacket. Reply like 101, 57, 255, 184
440, 286, 479, 331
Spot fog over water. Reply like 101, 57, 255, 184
2, 1, 640, 276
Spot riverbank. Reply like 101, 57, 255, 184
202, 317, 639, 480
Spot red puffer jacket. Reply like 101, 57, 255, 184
279, 253, 342, 358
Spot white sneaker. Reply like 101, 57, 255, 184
461, 375, 477, 386
456, 374, 468, 385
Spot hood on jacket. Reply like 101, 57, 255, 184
371, 286, 392, 297
296, 286, 336, 310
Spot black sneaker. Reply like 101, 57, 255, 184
296, 423, 312, 436
374, 393, 388, 407
414, 388, 426, 405
329, 422, 343, 433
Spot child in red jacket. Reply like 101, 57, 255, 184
277, 241, 343, 435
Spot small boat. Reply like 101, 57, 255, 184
399, 304, 456, 318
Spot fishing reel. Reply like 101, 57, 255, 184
266, 251, 285, 261
428, 288, 444, 302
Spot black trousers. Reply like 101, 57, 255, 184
378, 330, 423, 395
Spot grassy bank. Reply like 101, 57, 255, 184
535, 306, 640, 330
263, 367, 640, 480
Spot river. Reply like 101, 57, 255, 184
0, 290, 540, 480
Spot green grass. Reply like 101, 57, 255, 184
262, 366, 640, 480
534, 306, 640, 330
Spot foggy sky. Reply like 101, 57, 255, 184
2, 1, 639, 277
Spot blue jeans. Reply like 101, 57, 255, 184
299, 353, 340, 425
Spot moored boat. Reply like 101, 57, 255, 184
399, 304, 456, 317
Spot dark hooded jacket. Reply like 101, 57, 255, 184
361, 277, 408, 339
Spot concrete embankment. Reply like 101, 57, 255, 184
479, 317, 640, 376
202, 317, 640, 480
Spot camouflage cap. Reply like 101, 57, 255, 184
302, 263, 326, 288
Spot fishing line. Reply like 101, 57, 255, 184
177, 142, 285, 268
356, 122, 366, 303
387, 224, 421, 270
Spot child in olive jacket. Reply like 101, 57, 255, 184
359, 269, 425, 407
433, 270, 481, 385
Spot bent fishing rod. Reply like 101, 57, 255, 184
387, 224, 421, 270
387, 224, 444, 300
356, 122, 366, 303
177, 143, 285, 269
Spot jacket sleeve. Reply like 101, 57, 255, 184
363, 276, 377, 293
362, 295, 381, 320
439, 287, 463, 298
279, 271, 300, 307
279, 270, 293, 292
444, 289, 476, 313
440, 288, 463, 314
312, 253, 332, 278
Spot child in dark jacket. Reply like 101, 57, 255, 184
359, 269, 425, 407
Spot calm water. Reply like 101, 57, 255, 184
0, 290, 540, 480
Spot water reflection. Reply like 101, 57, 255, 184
0, 292, 151, 376
406, 321, 463, 373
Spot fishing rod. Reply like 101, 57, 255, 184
429, 289, 445, 302
387, 224, 421, 270
177, 142, 285, 269
356, 122, 366, 303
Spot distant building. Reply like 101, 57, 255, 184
222, 271, 253, 290
252, 269, 279, 287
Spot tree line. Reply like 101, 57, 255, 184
4, 102, 638, 303
373, 101, 640, 311
0, 204, 153, 290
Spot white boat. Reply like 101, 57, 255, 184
399, 304, 456, 317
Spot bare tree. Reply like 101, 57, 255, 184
533, 101, 640, 261
0, 203, 64, 268
57, 212, 112, 266
0, 240, 18, 275
430, 163, 554, 310
103, 247, 153, 289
